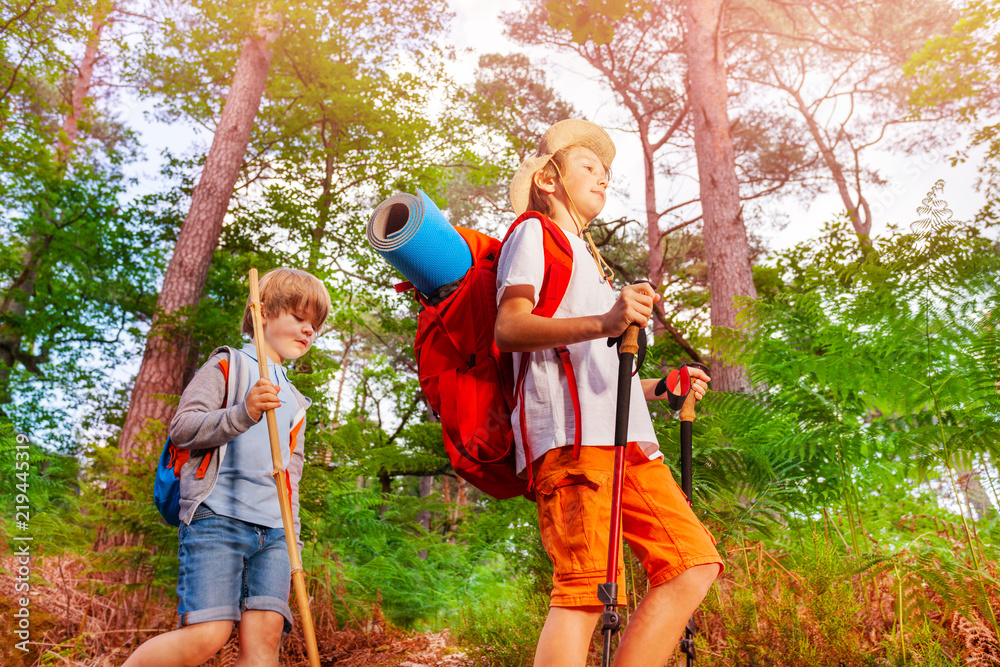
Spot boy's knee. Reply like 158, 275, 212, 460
239, 610, 285, 654
185, 620, 233, 660
686, 562, 720, 598
654, 562, 719, 601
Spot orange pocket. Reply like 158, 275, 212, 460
536, 469, 609, 576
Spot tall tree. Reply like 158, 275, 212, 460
683, 0, 757, 392
505, 3, 694, 298
118, 0, 455, 461
507, 1, 760, 389
0, 0, 161, 433
117, 6, 282, 458
727, 0, 957, 245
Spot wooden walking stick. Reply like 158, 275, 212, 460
248, 268, 321, 667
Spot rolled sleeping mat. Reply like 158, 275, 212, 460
366, 189, 473, 296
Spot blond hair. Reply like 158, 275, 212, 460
242, 268, 331, 336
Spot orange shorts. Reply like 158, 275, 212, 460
533, 442, 723, 607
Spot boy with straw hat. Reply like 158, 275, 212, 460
495, 119, 722, 666
124, 268, 330, 667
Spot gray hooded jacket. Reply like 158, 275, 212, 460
168, 346, 309, 541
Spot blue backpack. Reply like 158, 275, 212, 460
153, 354, 233, 526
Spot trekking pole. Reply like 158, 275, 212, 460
657, 362, 710, 667
599, 321, 642, 667
248, 269, 321, 667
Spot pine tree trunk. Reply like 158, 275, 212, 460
379, 471, 392, 517
115, 13, 281, 462
684, 0, 757, 392
453, 477, 467, 526
640, 124, 663, 288
56, 7, 110, 157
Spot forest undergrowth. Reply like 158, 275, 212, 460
2, 191, 999, 666
2, 525, 997, 666
0, 550, 473, 666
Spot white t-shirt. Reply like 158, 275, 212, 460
496, 218, 660, 472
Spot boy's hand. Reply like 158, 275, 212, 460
602, 282, 661, 337
689, 367, 710, 402
644, 366, 711, 403
245, 378, 280, 422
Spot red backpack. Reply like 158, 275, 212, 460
398, 212, 582, 500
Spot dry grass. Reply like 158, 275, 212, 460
0, 555, 471, 667
4, 544, 998, 667
693, 541, 1000, 667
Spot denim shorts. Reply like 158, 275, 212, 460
176, 506, 293, 632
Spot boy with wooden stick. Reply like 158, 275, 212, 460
494, 119, 723, 666
124, 268, 330, 667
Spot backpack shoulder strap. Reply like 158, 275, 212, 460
501, 212, 573, 318
506, 213, 584, 463
219, 349, 234, 405
188, 349, 235, 480
206, 345, 241, 409
534, 216, 573, 318
225, 345, 251, 410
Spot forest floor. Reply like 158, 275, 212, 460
5, 551, 1000, 666
0, 555, 473, 666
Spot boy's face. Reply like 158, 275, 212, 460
556, 146, 609, 222
261, 309, 318, 364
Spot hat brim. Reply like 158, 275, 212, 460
510, 154, 554, 217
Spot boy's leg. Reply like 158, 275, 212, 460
614, 445, 722, 666
532, 446, 622, 667
611, 563, 718, 667
236, 610, 285, 667
533, 606, 601, 667
129, 508, 256, 666
121, 621, 233, 667
236, 521, 293, 666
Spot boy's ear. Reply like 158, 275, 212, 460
532, 169, 557, 195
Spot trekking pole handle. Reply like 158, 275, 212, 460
680, 362, 709, 423
680, 390, 697, 423
620, 323, 640, 356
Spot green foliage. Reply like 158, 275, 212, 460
544, 0, 642, 45
0, 0, 176, 438
687, 183, 1000, 657
455, 575, 548, 667
5, 0, 1000, 662
907, 0, 1000, 125
704, 539, 870, 666
907, 0, 1000, 216
701, 535, 964, 667
0, 418, 89, 554
706, 183, 999, 543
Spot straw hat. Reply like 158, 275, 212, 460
509, 119, 616, 215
